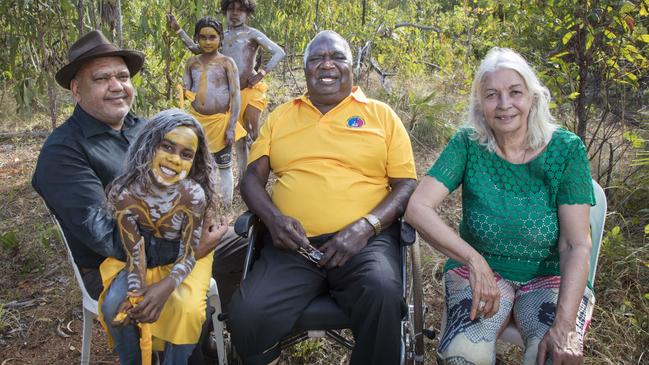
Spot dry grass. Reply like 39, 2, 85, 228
1, 74, 648, 364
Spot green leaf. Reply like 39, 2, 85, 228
638, 34, 649, 43
585, 32, 594, 50
611, 226, 621, 235
645, 224, 649, 236
623, 131, 645, 148
620, 1, 636, 14
568, 91, 580, 100
549, 51, 571, 60
625, 72, 638, 81
562, 30, 576, 45
640, 4, 648, 16
604, 29, 617, 39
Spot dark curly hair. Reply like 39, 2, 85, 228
193, 16, 224, 42
220, 0, 256, 15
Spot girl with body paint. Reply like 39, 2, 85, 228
99, 109, 226, 364
181, 17, 244, 209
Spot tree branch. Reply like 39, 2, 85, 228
394, 22, 441, 34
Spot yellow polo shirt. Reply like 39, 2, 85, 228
249, 87, 416, 236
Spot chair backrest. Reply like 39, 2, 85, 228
588, 179, 607, 286
49, 213, 99, 314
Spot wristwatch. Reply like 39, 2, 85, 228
363, 214, 382, 236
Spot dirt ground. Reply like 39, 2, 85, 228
0, 137, 116, 364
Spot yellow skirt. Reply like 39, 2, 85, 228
238, 81, 269, 123
189, 107, 247, 153
98, 254, 214, 349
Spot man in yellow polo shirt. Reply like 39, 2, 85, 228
228, 30, 417, 365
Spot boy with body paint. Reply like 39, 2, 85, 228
99, 109, 228, 364
182, 17, 244, 208
168, 0, 285, 185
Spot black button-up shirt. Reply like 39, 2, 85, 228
32, 105, 178, 268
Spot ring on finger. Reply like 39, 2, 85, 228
478, 300, 486, 310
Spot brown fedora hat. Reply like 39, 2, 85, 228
55, 30, 144, 89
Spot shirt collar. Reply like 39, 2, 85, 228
73, 105, 139, 139
295, 86, 368, 108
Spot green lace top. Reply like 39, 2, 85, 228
428, 127, 595, 284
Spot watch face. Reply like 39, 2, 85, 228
309, 250, 323, 262
365, 214, 380, 233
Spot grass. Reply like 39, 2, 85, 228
1, 72, 648, 364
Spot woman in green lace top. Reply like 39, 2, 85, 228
406, 48, 595, 365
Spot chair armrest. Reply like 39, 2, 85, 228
400, 219, 416, 246
234, 211, 259, 238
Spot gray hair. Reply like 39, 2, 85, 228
303, 30, 353, 67
467, 47, 557, 152
107, 108, 218, 213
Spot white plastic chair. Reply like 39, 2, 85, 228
498, 179, 608, 347
48, 213, 226, 364
49, 215, 97, 365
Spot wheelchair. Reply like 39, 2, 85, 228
223, 211, 428, 365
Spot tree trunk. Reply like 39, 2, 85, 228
282, 27, 288, 83
47, 76, 58, 129
362, 0, 367, 26
77, 0, 84, 37
88, 0, 98, 30
115, 0, 122, 46
575, 12, 590, 142
164, 30, 172, 102
38, 30, 58, 129
314, 0, 320, 31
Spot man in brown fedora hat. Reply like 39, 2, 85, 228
32, 30, 244, 364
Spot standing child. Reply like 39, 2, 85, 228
168, 0, 285, 185
182, 17, 244, 208
99, 109, 228, 364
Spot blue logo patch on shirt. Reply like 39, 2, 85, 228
347, 116, 365, 128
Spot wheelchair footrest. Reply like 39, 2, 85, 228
307, 330, 326, 338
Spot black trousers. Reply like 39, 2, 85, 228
228, 225, 404, 365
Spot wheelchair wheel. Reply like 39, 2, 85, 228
403, 240, 426, 365
410, 240, 425, 364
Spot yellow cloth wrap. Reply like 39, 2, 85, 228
185, 89, 197, 103
98, 254, 214, 351
238, 82, 269, 125
188, 106, 247, 153
126, 296, 152, 365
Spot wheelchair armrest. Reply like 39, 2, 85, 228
400, 219, 416, 246
234, 211, 260, 238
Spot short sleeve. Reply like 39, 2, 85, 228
248, 112, 273, 165
385, 107, 417, 179
426, 129, 469, 192
557, 137, 595, 205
